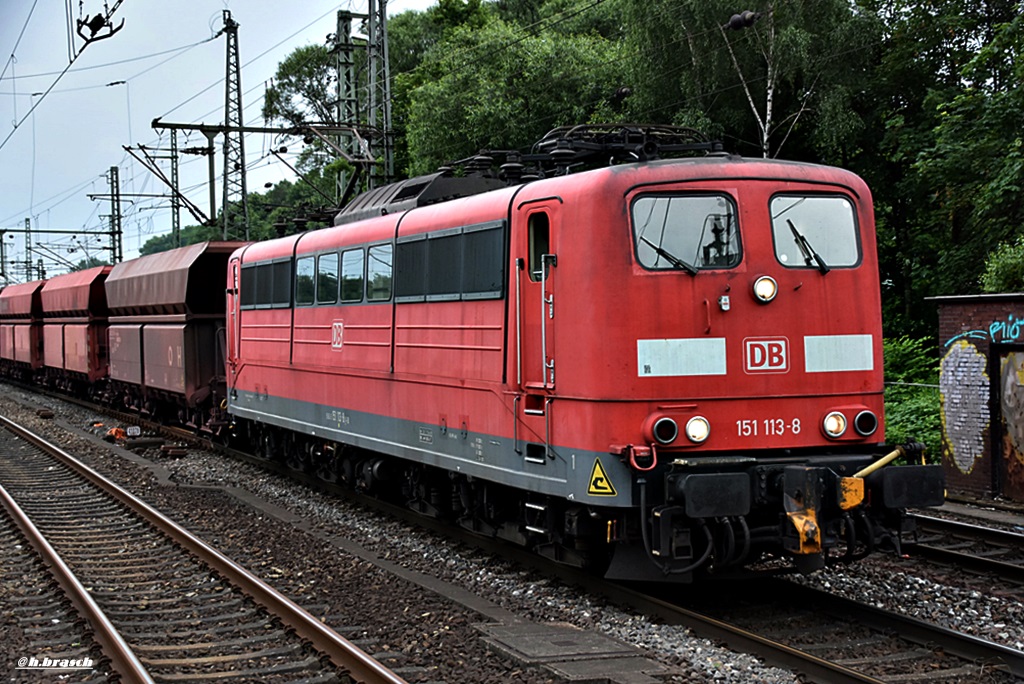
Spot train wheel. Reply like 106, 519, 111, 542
313, 443, 338, 483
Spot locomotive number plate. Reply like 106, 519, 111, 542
735, 418, 801, 437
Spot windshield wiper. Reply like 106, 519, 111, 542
786, 219, 830, 275
639, 235, 697, 275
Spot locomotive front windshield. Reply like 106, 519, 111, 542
771, 195, 860, 269
632, 195, 740, 271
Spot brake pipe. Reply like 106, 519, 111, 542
853, 442, 924, 479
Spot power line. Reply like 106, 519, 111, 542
0, 0, 40, 83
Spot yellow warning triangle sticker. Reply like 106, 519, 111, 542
588, 458, 617, 496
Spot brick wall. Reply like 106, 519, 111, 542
934, 295, 1024, 499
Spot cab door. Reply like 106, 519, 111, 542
513, 200, 560, 463
227, 256, 242, 385
517, 202, 559, 390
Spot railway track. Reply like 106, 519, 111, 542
12, 389, 1024, 684
0, 414, 408, 684
279, 478, 1024, 684
908, 513, 1024, 585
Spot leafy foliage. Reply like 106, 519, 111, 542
883, 336, 942, 463
405, 18, 621, 174
982, 234, 1024, 293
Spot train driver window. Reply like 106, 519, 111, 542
367, 244, 393, 301
770, 195, 860, 270
632, 195, 740, 271
295, 256, 315, 306
528, 213, 550, 282
316, 252, 339, 305
341, 248, 364, 303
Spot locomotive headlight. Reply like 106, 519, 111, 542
823, 411, 847, 438
652, 417, 679, 445
753, 276, 778, 303
685, 416, 710, 443
854, 410, 879, 436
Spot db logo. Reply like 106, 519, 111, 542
744, 337, 789, 373
331, 321, 344, 350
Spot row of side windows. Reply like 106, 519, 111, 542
240, 244, 392, 310
239, 220, 506, 309
294, 244, 394, 306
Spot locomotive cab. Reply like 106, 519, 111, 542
504, 152, 944, 580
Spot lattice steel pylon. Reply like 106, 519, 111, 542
366, 0, 393, 188
334, 10, 361, 202
221, 10, 249, 240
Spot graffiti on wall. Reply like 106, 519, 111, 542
945, 313, 1024, 348
939, 340, 989, 474
1001, 353, 1024, 456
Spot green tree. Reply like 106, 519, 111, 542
262, 44, 336, 127
405, 18, 622, 174
914, 10, 1024, 297
981, 234, 1024, 293
619, 0, 878, 160
859, 0, 1022, 338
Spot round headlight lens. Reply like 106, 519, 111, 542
854, 410, 879, 436
685, 416, 710, 443
823, 411, 847, 438
753, 276, 778, 303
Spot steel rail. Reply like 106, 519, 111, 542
294, 479, 888, 684
909, 513, 1024, 584
764, 580, 1024, 678
0, 481, 155, 684
0, 414, 409, 684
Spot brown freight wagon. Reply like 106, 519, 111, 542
105, 241, 239, 429
39, 266, 112, 393
0, 279, 45, 381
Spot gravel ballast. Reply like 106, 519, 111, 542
3, 386, 1022, 683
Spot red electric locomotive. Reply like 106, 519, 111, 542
226, 126, 943, 580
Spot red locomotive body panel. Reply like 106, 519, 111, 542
229, 160, 888, 490
505, 160, 885, 458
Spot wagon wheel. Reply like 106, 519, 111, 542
314, 449, 339, 483
283, 437, 309, 473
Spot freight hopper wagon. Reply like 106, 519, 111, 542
105, 241, 238, 430
0, 280, 44, 382
226, 126, 945, 581
39, 266, 112, 396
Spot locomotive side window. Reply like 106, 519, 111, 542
316, 252, 339, 304
427, 229, 463, 300
395, 236, 427, 302
632, 195, 740, 271
367, 244, 393, 301
341, 248, 364, 303
240, 264, 256, 308
271, 260, 292, 307
770, 195, 860, 269
395, 221, 506, 301
295, 256, 315, 306
528, 213, 550, 282
463, 222, 504, 298
255, 263, 273, 307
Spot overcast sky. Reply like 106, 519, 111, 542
0, 0, 432, 280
